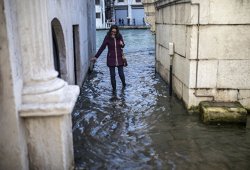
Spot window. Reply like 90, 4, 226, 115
95, 0, 100, 5
135, 0, 141, 2
118, 0, 124, 2
96, 13, 101, 18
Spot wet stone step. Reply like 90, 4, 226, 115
199, 101, 247, 124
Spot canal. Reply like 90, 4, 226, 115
72, 29, 250, 169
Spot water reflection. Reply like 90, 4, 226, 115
72, 29, 250, 170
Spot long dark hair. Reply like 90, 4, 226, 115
107, 25, 122, 39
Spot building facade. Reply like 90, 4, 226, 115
0, 0, 95, 169
154, 0, 250, 111
105, 0, 115, 21
114, 0, 145, 26
96, 0, 106, 28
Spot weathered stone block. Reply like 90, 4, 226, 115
188, 89, 213, 109
173, 75, 183, 99
190, 3, 199, 25
161, 46, 170, 67
162, 6, 170, 24
208, 0, 250, 24
156, 24, 165, 46
161, 24, 170, 48
182, 84, 190, 108
186, 26, 198, 60
188, 60, 196, 88
156, 8, 163, 23
156, 61, 169, 83
162, 5, 175, 24
238, 90, 250, 111
196, 60, 218, 88
172, 25, 186, 56
175, 3, 191, 24
173, 54, 189, 87
156, 44, 170, 69
217, 60, 250, 89
214, 89, 238, 102
199, 25, 250, 60
200, 101, 247, 124
191, 0, 210, 24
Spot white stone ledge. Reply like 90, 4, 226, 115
20, 85, 79, 117
20, 103, 74, 117
155, 0, 191, 9
156, 23, 250, 26
23, 78, 66, 95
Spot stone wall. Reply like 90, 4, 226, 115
0, 0, 28, 169
0, 0, 95, 169
142, 0, 156, 32
155, 0, 250, 110
47, 0, 95, 85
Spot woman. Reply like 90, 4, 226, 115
92, 25, 126, 91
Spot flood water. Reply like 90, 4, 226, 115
72, 29, 250, 170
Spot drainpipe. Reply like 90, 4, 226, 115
169, 42, 174, 96
155, 27, 157, 74
192, 3, 215, 101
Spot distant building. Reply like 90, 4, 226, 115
105, 0, 115, 22
96, 0, 117, 29
95, 0, 106, 28
114, 0, 146, 26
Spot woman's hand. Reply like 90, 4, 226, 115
91, 57, 97, 62
120, 41, 124, 46
120, 41, 125, 48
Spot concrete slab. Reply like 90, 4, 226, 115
199, 101, 247, 124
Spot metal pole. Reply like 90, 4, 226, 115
168, 42, 174, 96
169, 65, 172, 96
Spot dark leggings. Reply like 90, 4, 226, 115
109, 66, 126, 90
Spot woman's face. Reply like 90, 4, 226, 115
111, 29, 117, 36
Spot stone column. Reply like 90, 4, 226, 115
17, 0, 79, 169
102, 0, 106, 28
142, 0, 156, 32
128, 0, 132, 25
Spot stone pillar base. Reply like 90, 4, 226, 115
20, 85, 79, 169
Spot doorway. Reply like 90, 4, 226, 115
51, 18, 67, 81
73, 25, 80, 85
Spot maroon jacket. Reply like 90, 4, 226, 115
95, 35, 125, 67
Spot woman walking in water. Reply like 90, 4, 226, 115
92, 25, 126, 91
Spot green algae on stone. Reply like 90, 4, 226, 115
199, 101, 247, 124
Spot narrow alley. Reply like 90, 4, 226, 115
72, 29, 250, 170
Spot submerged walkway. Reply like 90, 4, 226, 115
72, 29, 250, 170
